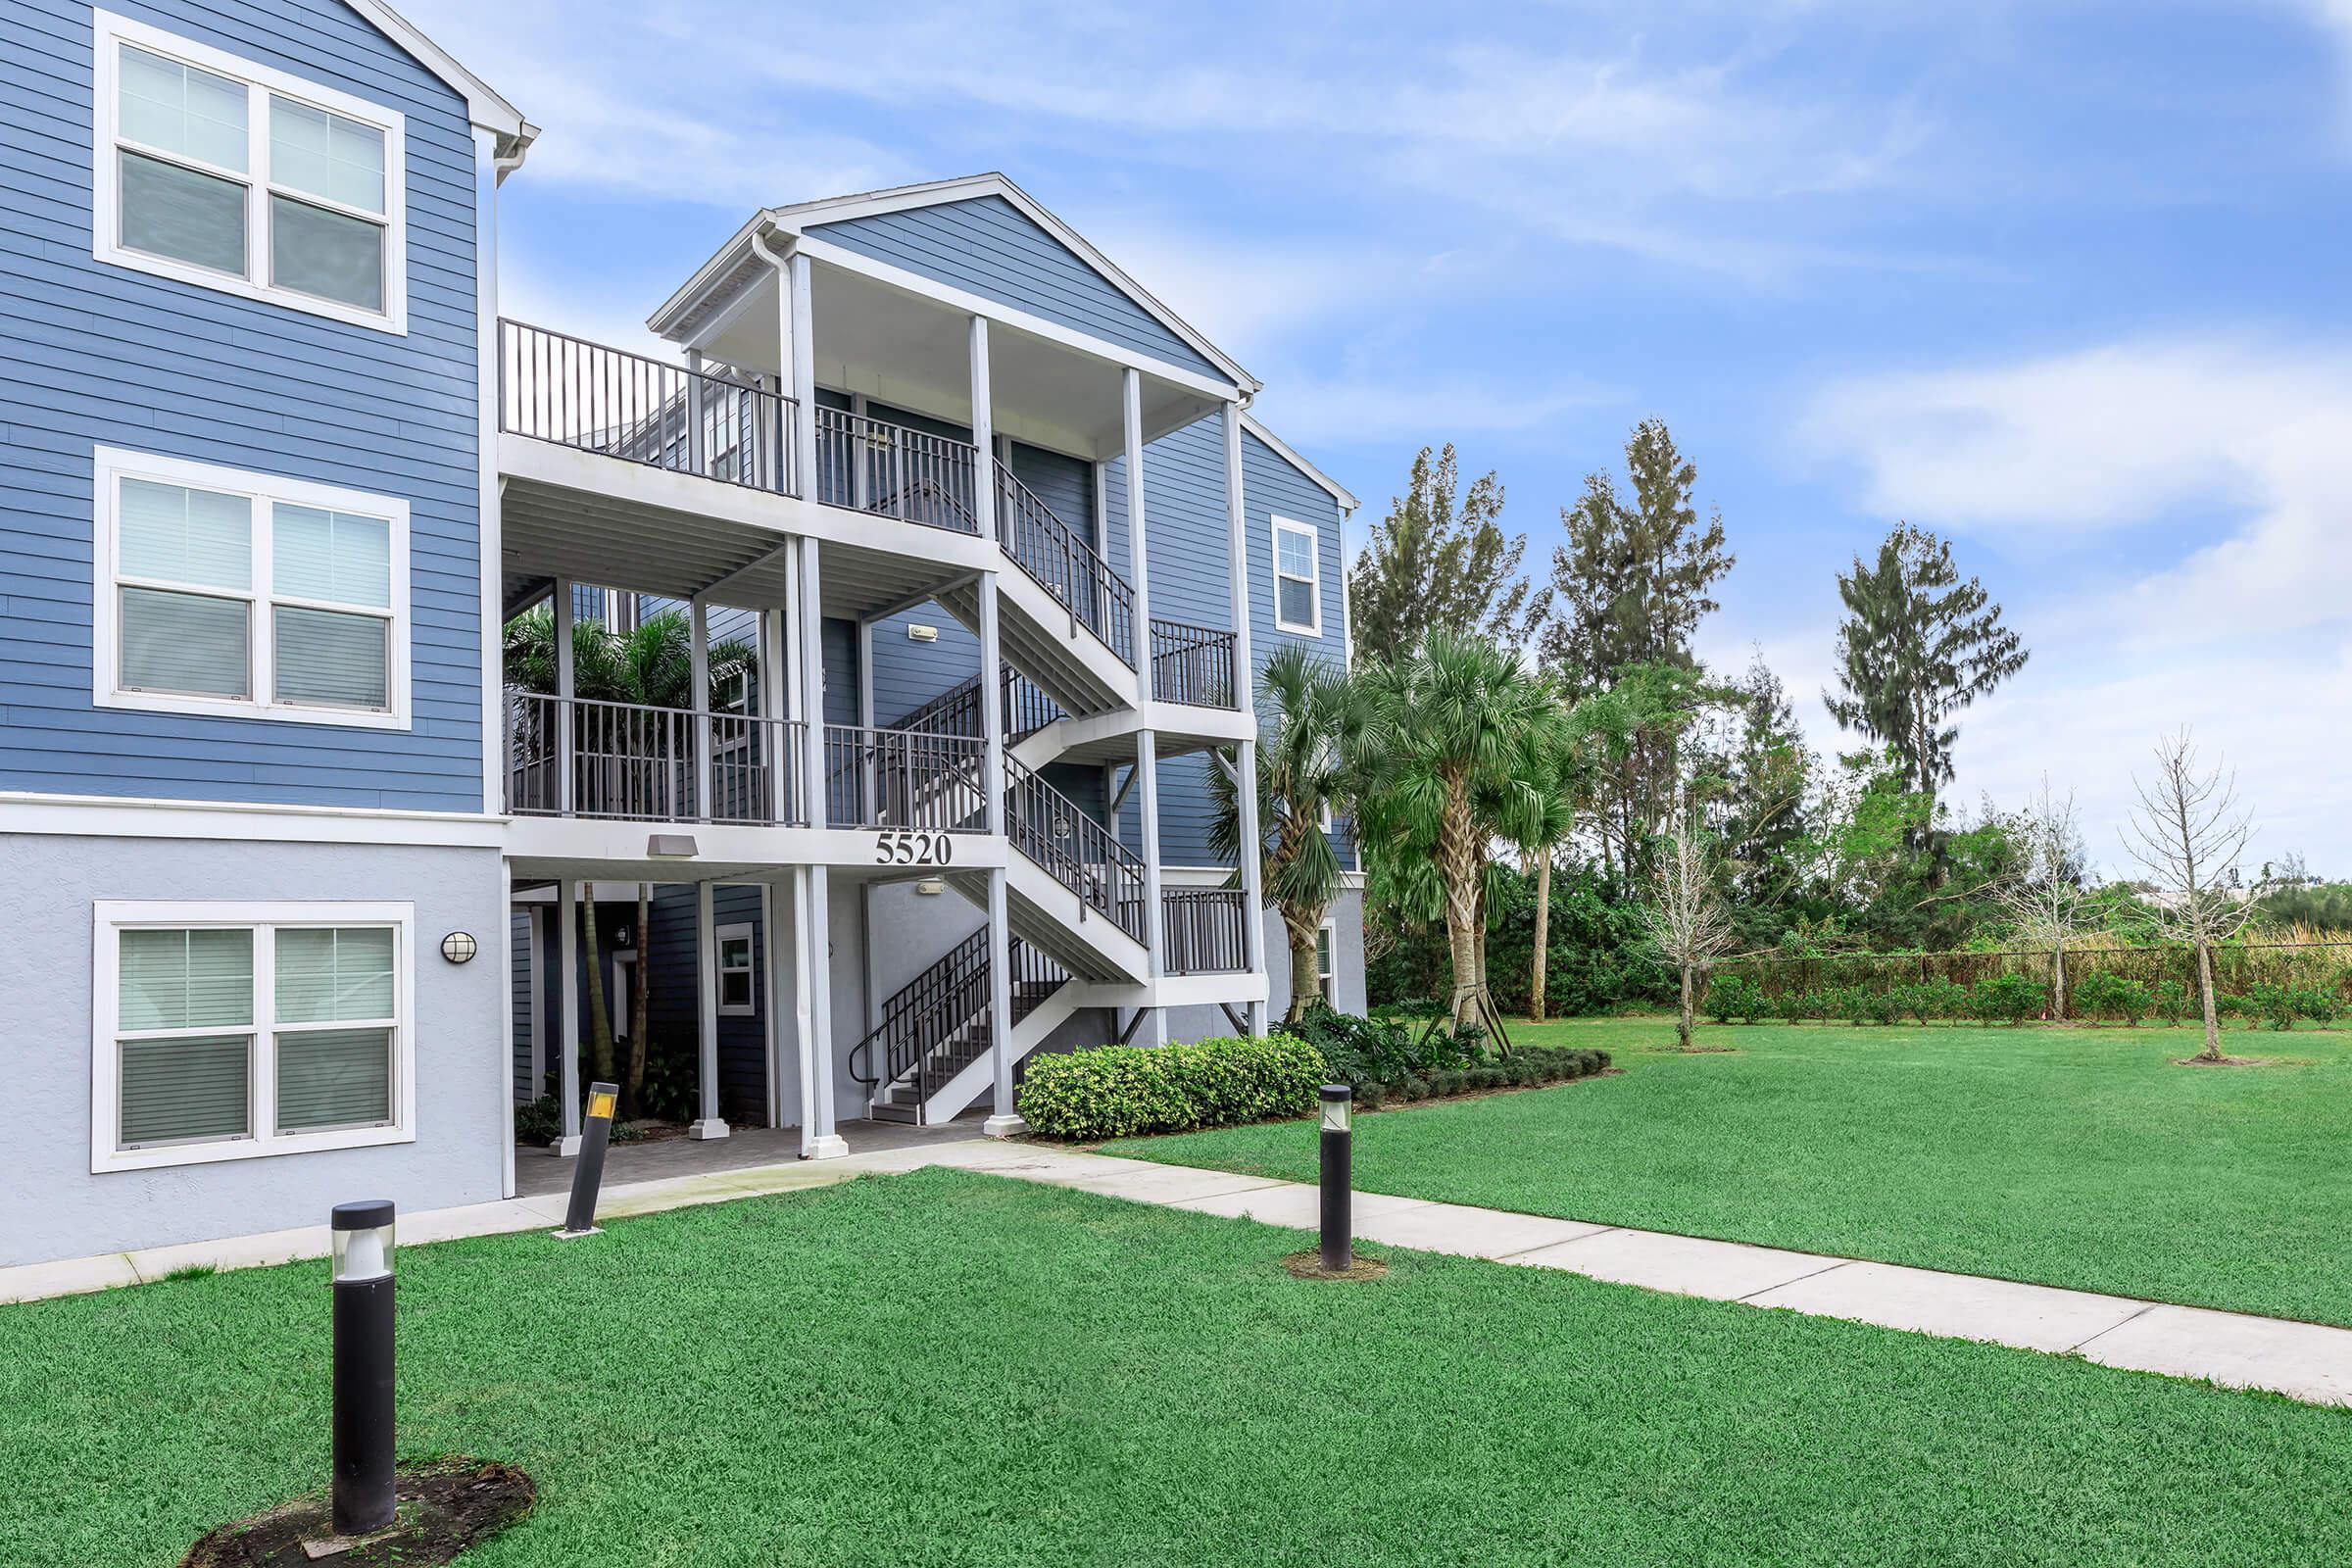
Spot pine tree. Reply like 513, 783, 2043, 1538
1348, 444, 1550, 662
1542, 418, 1733, 694
1825, 523, 2029, 809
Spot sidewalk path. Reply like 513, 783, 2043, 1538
8, 1138, 2348, 1410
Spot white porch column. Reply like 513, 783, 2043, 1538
970, 316, 997, 543
788, 251, 818, 501
1135, 729, 1166, 1048
979, 570, 1022, 1134
553, 577, 575, 816
1224, 403, 1267, 1034
790, 865, 819, 1157
685, 348, 707, 475
799, 534, 848, 1158
499, 860, 516, 1197
1122, 367, 1152, 676
689, 880, 730, 1139
554, 877, 582, 1155
760, 878, 787, 1129
690, 595, 713, 819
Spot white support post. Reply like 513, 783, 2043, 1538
799, 534, 847, 1158
788, 251, 818, 503
1224, 403, 1267, 1034
554, 877, 582, 1156
690, 880, 729, 1139
760, 879, 784, 1128
970, 316, 997, 544
979, 568, 1022, 1135
858, 617, 882, 1036
1136, 728, 1166, 1048
685, 348, 707, 476
799, 539, 825, 827
553, 577, 575, 817
499, 860, 516, 1198
690, 596, 713, 820
1122, 367, 1152, 681
472, 126, 504, 819
790, 865, 819, 1157
760, 603, 787, 823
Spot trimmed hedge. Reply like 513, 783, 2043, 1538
1357, 1044, 1609, 1111
1018, 1034, 1328, 1141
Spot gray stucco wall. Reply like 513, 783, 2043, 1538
0, 834, 508, 1267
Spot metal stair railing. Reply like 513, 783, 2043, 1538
893, 663, 1062, 743
813, 406, 981, 533
848, 932, 1070, 1106
996, 467, 1135, 667
1004, 756, 1148, 944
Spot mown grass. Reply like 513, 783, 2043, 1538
4, 1167, 2350, 1566
1111, 1017, 2352, 1326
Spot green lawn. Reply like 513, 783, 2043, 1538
5, 1167, 2350, 1567
1110, 1017, 2352, 1326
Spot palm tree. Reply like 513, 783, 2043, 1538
505, 603, 759, 1115
1207, 644, 1357, 1022
1354, 630, 1565, 1048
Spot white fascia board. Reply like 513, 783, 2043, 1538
345, 0, 533, 154
1241, 413, 1358, 512
646, 213, 775, 339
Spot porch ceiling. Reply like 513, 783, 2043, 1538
693, 261, 1221, 461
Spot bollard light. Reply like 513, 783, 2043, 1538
1319, 1085, 1353, 1273
557, 1081, 619, 1239
329, 1199, 397, 1538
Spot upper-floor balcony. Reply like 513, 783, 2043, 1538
496, 317, 1243, 714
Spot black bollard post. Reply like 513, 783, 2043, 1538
329, 1199, 397, 1538
1319, 1085, 1352, 1273
558, 1081, 619, 1239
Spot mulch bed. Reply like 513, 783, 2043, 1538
1281, 1249, 1390, 1282
179, 1459, 533, 1567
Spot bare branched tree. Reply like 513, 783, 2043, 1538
1639, 819, 1738, 1050
2122, 732, 2268, 1062
1996, 778, 2097, 1018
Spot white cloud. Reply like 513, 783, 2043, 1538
1798, 334, 2352, 870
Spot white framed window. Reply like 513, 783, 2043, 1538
1271, 515, 1321, 636
93, 446, 411, 728
1316, 920, 1338, 1004
91, 11, 408, 333
91, 901, 416, 1172
716, 922, 757, 1015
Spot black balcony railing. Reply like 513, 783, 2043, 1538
812, 406, 980, 532
497, 319, 797, 496
1162, 889, 1250, 974
505, 693, 805, 825
820, 725, 989, 833
1149, 619, 1237, 708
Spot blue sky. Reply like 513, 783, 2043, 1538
411, 0, 2352, 875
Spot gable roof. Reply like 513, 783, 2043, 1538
651, 173, 1255, 393
344, 0, 534, 158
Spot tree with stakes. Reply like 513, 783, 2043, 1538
1640, 818, 1738, 1051
1995, 778, 2098, 1019
2122, 732, 2269, 1062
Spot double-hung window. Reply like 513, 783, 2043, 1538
1272, 515, 1321, 636
1315, 922, 1338, 1004
95, 448, 410, 728
94, 11, 407, 331
93, 902, 415, 1172
716, 922, 757, 1015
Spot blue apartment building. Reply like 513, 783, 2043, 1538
0, 0, 1363, 1270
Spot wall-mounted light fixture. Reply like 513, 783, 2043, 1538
915, 879, 946, 896
439, 931, 477, 964
907, 624, 939, 643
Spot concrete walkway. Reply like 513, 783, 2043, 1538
8, 1138, 2350, 1411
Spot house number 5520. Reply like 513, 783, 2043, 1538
875, 830, 952, 865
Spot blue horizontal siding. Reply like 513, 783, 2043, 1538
0, 0, 484, 811
808, 196, 1221, 383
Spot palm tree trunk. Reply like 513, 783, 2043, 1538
580, 893, 616, 1084
623, 882, 652, 1116
1439, 769, 1485, 1039
1283, 903, 1321, 1022
1530, 852, 1551, 1022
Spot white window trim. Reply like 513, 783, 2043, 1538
1316, 918, 1338, 1004
92, 445, 413, 729
90, 900, 416, 1173
91, 10, 409, 334
1270, 514, 1322, 637
716, 921, 756, 1016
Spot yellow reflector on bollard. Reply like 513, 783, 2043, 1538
587, 1091, 616, 1122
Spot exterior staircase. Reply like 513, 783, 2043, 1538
849, 931, 1077, 1124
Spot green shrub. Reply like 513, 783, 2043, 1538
1921, 976, 1970, 1022
2247, 983, 2300, 1031
2217, 992, 2247, 1027
2075, 971, 2151, 1027
2153, 980, 2191, 1027
1278, 1003, 1471, 1093
2293, 988, 2340, 1026
514, 1094, 562, 1146
1705, 975, 1769, 1024
1971, 972, 2042, 1026
1019, 1034, 1328, 1141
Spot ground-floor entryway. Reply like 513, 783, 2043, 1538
513, 1111, 993, 1198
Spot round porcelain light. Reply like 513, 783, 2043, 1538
440, 930, 477, 964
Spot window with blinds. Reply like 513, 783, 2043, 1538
97, 906, 410, 1169
96, 17, 407, 331
97, 450, 406, 726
